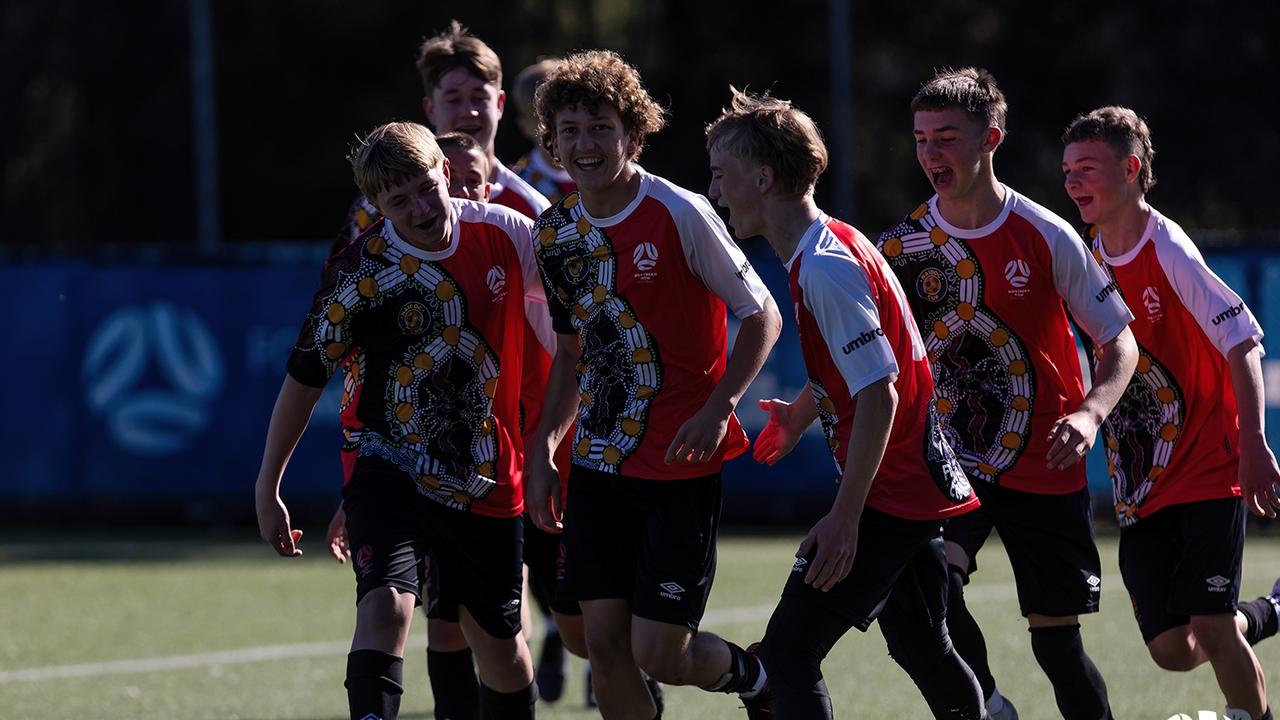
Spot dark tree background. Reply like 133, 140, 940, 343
3, 0, 1277, 256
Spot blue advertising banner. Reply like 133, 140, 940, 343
5, 248, 1276, 523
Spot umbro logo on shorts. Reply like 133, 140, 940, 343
359, 714, 384, 720
1206, 575, 1231, 593
658, 581, 685, 600
792, 557, 808, 573
1083, 571, 1101, 591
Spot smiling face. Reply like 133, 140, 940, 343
913, 107, 998, 203
423, 67, 505, 159
708, 145, 764, 239
1062, 139, 1138, 227
551, 102, 639, 198
443, 145, 490, 202
371, 166, 453, 251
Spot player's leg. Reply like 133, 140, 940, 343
523, 514, 577, 702
940, 494, 1007, 714
428, 508, 535, 718
879, 534, 985, 719
581, 598, 656, 719
343, 472, 427, 720
1002, 486, 1112, 720
422, 552, 480, 720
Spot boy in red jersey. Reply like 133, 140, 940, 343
525, 51, 782, 720
877, 68, 1139, 720
1063, 106, 1280, 720
254, 122, 544, 720
706, 87, 984, 719
416, 20, 549, 221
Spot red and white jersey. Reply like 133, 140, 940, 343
288, 200, 549, 518
877, 186, 1134, 494
533, 172, 772, 480
492, 163, 551, 221
789, 216, 978, 520
512, 150, 577, 206
1091, 208, 1262, 525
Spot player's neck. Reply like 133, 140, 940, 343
485, 150, 502, 183
935, 170, 1004, 230
1097, 198, 1151, 257
579, 164, 641, 218
763, 196, 822, 262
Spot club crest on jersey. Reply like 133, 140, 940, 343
1004, 259, 1031, 291
398, 302, 428, 335
916, 267, 948, 302
486, 265, 507, 301
633, 242, 659, 281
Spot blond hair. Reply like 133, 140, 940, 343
706, 87, 828, 196
349, 122, 443, 201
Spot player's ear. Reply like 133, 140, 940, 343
495, 89, 506, 116
625, 130, 641, 160
757, 164, 775, 193
1124, 154, 1142, 184
982, 126, 1004, 153
441, 158, 451, 184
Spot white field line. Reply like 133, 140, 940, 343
0, 581, 1037, 684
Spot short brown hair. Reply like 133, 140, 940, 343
911, 67, 1007, 132
513, 58, 561, 112
348, 122, 443, 201
435, 130, 482, 154
1062, 106, 1157, 193
415, 20, 502, 96
534, 50, 667, 160
705, 87, 828, 196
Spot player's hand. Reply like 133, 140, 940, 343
1239, 436, 1280, 518
525, 448, 563, 534
753, 398, 806, 465
796, 512, 858, 592
665, 402, 731, 465
255, 491, 303, 557
1046, 410, 1099, 470
325, 504, 350, 563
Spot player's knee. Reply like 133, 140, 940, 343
1189, 614, 1242, 656
427, 618, 468, 652
632, 639, 690, 685
553, 613, 588, 659
584, 627, 634, 671
759, 633, 822, 687
883, 611, 950, 675
1147, 642, 1197, 671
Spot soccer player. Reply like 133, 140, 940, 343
877, 68, 1139, 720
706, 87, 984, 719
439, 131, 492, 202
254, 122, 543, 720
1062, 106, 1280, 720
510, 59, 577, 205
417, 20, 549, 221
524, 50, 782, 720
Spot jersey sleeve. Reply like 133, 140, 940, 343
285, 249, 359, 389
801, 250, 900, 395
492, 206, 556, 355
1049, 224, 1134, 344
673, 194, 771, 319
1155, 234, 1264, 357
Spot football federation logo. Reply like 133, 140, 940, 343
633, 242, 659, 272
916, 267, 947, 302
1004, 259, 1031, 288
398, 302, 428, 335
486, 266, 507, 299
1142, 286, 1162, 321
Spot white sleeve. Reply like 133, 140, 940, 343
1049, 225, 1134, 343
672, 194, 771, 319
801, 250, 900, 395
499, 209, 556, 355
1155, 234, 1264, 357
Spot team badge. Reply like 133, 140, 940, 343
916, 267, 947, 302
398, 302, 428, 335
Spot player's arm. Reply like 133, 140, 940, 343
1046, 224, 1138, 469
800, 376, 895, 592
1227, 338, 1280, 517
754, 383, 819, 466
1047, 326, 1137, 470
254, 375, 325, 557
667, 296, 782, 464
526, 332, 581, 533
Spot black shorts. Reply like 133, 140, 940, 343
1119, 496, 1246, 643
944, 481, 1102, 617
523, 514, 581, 616
558, 465, 721, 631
775, 507, 948, 633
343, 459, 525, 639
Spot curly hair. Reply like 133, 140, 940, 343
911, 67, 1007, 133
705, 87, 828, 197
534, 50, 667, 160
1062, 106, 1157, 193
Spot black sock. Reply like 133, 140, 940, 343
946, 565, 997, 701
346, 649, 404, 720
478, 682, 536, 720
1259, 708, 1274, 720
702, 640, 762, 693
1028, 624, 1112, 720
427, 648, 480, 720
1239, 596, 1280, 646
